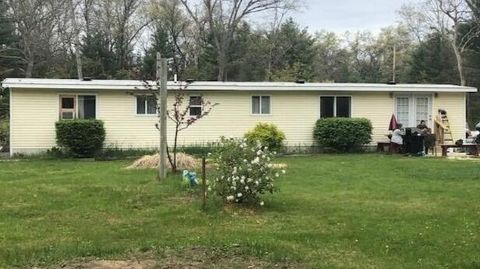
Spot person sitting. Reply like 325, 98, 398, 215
417, 120, 433, 135
390, 123, 404, 153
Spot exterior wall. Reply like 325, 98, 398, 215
433, 92, 466, 141
9, 88, 467, 154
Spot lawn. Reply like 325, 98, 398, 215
0, 155, 480, 268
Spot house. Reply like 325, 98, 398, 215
1, 78, 477, 156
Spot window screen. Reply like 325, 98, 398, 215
336, 97, 351, 118
252, 96, 260, 114
320, 97, 335, 118
252, 96, 270, 115
189, 96, 202, 116
146, 96, 157, 114
78, 95, 96, 119
136, 96, 146, 114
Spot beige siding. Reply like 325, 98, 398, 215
433, 92, 466, 141
10, 88, 467, 154
10, 89, 59, 153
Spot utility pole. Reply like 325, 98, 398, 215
157, 52, 168, 181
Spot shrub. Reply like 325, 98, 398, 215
55, 120, 106, 157
0, 119, 8, 152
313, 118, 372, 152
210, 137, 285, 206
244, 123, 286, 152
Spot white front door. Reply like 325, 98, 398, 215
395, 95, 432, 127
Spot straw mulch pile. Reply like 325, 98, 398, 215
126, 153, 199, 170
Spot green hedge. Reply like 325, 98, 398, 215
245, 123, 286, 152
55, 120, 106, 157
314, 118, 372, 152
0, 119, 8, 152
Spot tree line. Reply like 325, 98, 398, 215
0, 0, 480, 125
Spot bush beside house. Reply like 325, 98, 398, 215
56, 120, 106, 157
0, 119, 8, 152
314, 118, 372, 152
244, 123, 286, 152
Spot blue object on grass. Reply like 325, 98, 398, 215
183, 170, 199, 187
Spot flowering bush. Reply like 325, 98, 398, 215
210, 137, 285, 205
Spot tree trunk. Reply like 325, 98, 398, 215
25, 59, 34, 78
172, 125, 179, 172
452, 43, 466, 86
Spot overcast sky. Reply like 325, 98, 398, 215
291, 0, 420, 33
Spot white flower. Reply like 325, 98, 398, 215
275, 173, 280, 178
267, 164, 273, 168
255, 181, 260, 185
245, 186, 249, 190
260, 201, 265, 206
208, 187, 212, 192
240, 179, 245, 184
282, 170, 286, 174
207, 152, 212, 156
247, 178, 253, 183
237, 193, 243, 198
243, 159, 248, 163
273, 151, 277, 155
257, 150, 263, 156
227, 196, 235, 201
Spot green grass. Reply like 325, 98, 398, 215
1, 155, 480, 268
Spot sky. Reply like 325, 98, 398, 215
291, 0, 419, 34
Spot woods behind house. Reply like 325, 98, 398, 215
1, 0, 480, 125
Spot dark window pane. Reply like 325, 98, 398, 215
252, 96, 260, 114
336, 97, 351, 118
79, 95, 96, 119
62, 97, 74, 109
137, 96, 146, 114
190, 107, 202, 116
147, 96, 157, 114
261, 96, 271, 114
320, 97, 334, 118
190, 96, 202, 106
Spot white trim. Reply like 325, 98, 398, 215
250, 95, 272, 116
9, 88, 12, 157
319, 95, 352, 118
2, 78, 477, 93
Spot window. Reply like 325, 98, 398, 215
189, 96, 202, 117
60, 96, 75, 120
136, 95, 157, 115
252, 96, 271, 115
60, 95, 96, 120
78, 95, 96, 119
320, 96, 351, 118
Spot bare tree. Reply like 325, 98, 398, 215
149, 0, 191, 78
138, 82, 217, 172
179, 0, 296, 81
427, 0, 479, 86
6, 0, 68, 77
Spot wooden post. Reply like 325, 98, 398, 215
202, 156, 207, 210
157, 52, 168, 181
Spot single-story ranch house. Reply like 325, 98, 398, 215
2, 78, 477, 156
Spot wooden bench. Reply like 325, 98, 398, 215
377, 142, 391, 152
441, 144, 479, 157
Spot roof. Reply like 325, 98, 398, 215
1, 78, 477, 93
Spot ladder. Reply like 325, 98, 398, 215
434, 110, 454, 144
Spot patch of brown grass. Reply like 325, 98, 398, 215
49, 247, 306, 269
126, 153, 199, 171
